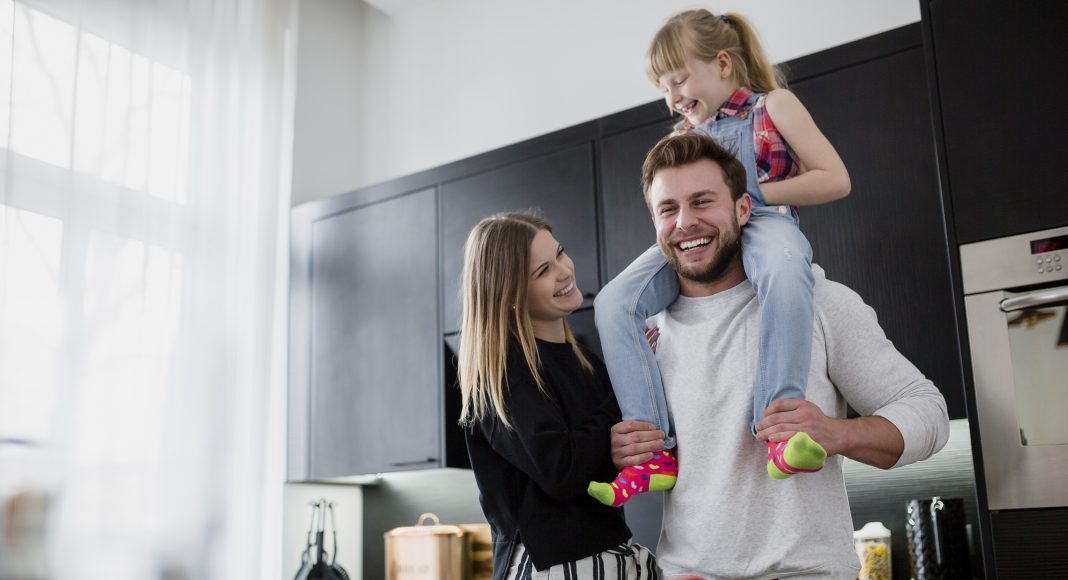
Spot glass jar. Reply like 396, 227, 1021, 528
853, 521, 892, 580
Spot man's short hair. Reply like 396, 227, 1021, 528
641, 132, 748, 208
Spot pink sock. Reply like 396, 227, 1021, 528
766, 439, 822, 475
588, 449, 679, 507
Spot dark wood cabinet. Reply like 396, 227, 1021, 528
441, 145, 600, 334
290, 188, 444, 479
927, 1, 1068, 243
790, 43, 966, 419
598, 121, 672, 282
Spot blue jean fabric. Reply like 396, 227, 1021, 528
594, 94, 815, 441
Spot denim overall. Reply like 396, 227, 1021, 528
594, 93, 815, 443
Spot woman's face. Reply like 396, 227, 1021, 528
525, 229, 582, 330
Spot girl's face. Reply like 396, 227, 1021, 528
658, 53, 738, 127
525, 229, 582, 335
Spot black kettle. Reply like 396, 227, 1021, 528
905, 496, 972, 580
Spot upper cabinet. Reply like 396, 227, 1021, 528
789, 34, 965, 419
926, 1, 1068, 243
289, 188, 445, 480
599, 121, 672, 281
441, 145, 599, 334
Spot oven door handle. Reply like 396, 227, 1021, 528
1000, 286, 1068, 312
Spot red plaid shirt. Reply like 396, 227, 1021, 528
684, 87, 801, 184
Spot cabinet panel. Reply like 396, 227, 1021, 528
599, 121, 672, 282
791, 47, 965, 418
990, 508, 1068, 578
441, 145, 599, 333
308, 188, 440, 478
930, 1, 1068, 243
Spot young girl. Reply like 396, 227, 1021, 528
589, 9, 851, 507
458, 213, 660, 580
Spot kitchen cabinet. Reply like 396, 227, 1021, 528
926, 1, 1068, 243
441, 145, 600, 334
599, 121, 672, 281
290, 188, 444, 479
989, 508, 1068, 578
790, 42, 965, 420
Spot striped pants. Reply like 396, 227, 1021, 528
505, 541, 660, 580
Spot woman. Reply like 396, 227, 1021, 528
458, 213, 659, 580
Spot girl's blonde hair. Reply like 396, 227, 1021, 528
646, 9, 785, 94
457, 212, 592, 429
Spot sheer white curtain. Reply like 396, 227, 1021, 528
0, 0, 296, 578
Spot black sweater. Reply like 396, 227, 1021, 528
466, 338, 631, 578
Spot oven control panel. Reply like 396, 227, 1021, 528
1034, 251, 1064, 275
962, 225, 1068, 295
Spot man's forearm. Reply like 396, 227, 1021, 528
835, 415, 904, 469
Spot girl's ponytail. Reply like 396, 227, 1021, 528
721, 12, 786, 92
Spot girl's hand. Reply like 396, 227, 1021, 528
644, 325, 660, 353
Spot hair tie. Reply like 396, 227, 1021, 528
719, 14, 732, 25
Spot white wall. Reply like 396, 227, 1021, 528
292, 0, 920, 204
291, 0, 368, 205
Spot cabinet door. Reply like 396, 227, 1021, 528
929, 1, 1068, 243
990, 508, 1068, 578
308, 188, 440, 478
791, 47, 966, 418
441, 144, 598, 333
599, 121, 672, 282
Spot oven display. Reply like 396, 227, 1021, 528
1031, 235, 1068, 254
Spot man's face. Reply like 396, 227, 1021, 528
648, 159, 751, 283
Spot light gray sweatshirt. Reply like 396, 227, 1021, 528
651, 266, 949, 579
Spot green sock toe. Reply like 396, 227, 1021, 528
767, 461, 792, 479
587, 481, 616, 506
649, 473, 677, 492
784, 432, 827, 470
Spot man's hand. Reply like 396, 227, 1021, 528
610, 420, 665, 470
756, 399, 906, 469
755, 399, 845, 456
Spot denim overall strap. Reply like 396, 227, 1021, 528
694, 93, 815, 432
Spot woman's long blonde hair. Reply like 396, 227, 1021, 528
457, 213, 592, 429
646, 9, 786, 94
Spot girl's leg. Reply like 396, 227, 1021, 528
590, 245, 680, 506
593, 245, 678, 447
740, 212, 825, 478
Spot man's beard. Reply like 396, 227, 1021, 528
659, 218, 742, 284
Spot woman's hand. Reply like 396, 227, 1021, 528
645, 325, 660, 353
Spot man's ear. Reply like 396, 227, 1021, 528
736, 192, 753, 226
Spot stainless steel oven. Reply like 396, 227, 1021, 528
962, 225, 1068, 510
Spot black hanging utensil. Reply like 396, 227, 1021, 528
294, 498, 350, 580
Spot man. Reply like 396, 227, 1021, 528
611, 133, 949, 578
